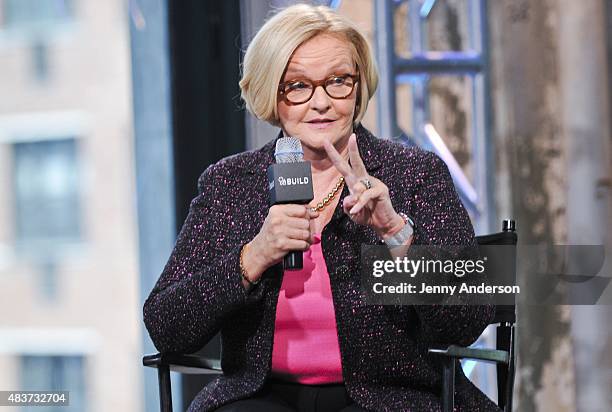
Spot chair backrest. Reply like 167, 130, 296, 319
475, 221, 518, 325
474, 219, 517, 412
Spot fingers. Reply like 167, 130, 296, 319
348, 134, 367, 176
308, 208, 320, 220
342, 176, 388, 217
348, 190, 375, 215
269, 222, 312, 253
284, 239, 312, 251
323, 138, 352, 177
342, 194, 358, 214
269, 215, 311, 231
259, 204, 318, 267
349, 184, 385, 215
323, 133, 373, 196
266, 204, 315, 242
286, 216, 311, 230
326, 137, 362, 191
284, 227, 312, 242
272, 204, 310, 218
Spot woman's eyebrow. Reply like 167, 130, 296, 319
284, 64, 355, 78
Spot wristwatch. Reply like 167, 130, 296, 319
383, 212, 414, 247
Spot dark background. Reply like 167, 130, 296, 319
168, 0, 244, 404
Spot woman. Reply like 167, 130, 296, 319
144, 4, 499, 412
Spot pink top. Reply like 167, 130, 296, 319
271, 233, 344, 384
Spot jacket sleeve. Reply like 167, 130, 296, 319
409, 151, 495, 347
143, 165, 263, 354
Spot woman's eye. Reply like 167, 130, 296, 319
329, 76, 346, 85
288, 81, 308, 90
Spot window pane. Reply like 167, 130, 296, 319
20, 355, 86, 412
3, 0, 73, 28
13, 138, 82, 245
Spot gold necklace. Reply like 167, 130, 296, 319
310, 176, 345, 212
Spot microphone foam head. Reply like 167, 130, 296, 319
275, 136, 304, 163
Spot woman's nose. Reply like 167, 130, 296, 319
309, 85, 331, 112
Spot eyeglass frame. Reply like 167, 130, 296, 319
277, 73, 360, 105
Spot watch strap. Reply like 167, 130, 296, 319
383, 212, 414, 247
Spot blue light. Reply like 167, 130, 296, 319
420, 0, 437, 18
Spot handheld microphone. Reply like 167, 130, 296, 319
267, 137, 314, 270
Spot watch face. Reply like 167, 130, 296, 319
385, 216, 414, 246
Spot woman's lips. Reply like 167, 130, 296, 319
306, 119, 336, 129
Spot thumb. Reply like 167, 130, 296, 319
308, 207, 320, 220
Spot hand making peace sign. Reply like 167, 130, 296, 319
323, 133, 406, 239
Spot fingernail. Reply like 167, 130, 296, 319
349, 206, 358, 214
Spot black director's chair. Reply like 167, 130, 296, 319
429, 219, 517, 412
143, 220, 518, 412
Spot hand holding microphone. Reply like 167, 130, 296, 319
240, 137, 314, 285
266, 137, 315, 270
244, 205, 318, 280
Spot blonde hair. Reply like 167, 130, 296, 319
239, 4, 378, 127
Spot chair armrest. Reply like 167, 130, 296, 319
429, 345, 509, 364
143, 353, 222, 375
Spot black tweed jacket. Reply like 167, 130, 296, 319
144, 125, 500, 411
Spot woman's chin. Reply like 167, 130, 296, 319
299, 139, 328, 155
305, 134, 339, 148
300, 130, 348, 150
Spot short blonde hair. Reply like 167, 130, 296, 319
239, 4, 378, 127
